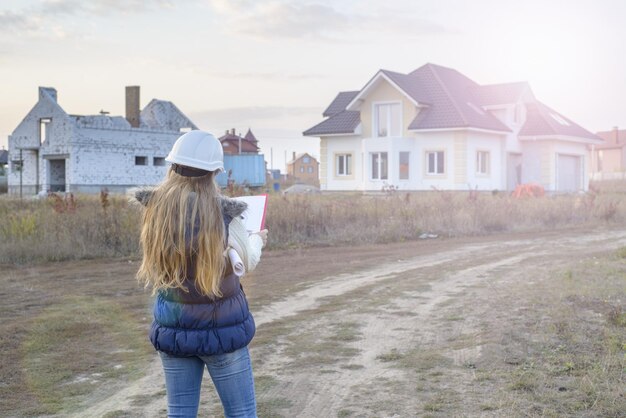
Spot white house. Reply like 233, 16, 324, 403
8, 86, 197, 195
304, 63, 601, 192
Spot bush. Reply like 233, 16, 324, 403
1, 187, 626, 264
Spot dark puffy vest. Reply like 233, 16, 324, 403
149, 210, 255, 356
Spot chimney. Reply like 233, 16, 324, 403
614, 126, 619, 144
292, 152, 296, 162
225, 130, 229, 135
231, 128, 236, 135
125, 86, 140, 128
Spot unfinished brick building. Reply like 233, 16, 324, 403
7, 86, 197, 195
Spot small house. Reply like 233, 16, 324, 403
286, 152, 319, 186
219, 129, 260, 155
591, 127, 626, 180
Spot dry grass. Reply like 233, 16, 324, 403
0, 193, 139, 263
0, 259, 153, 416
1, 181, 626, 264
464, 248, 626, 417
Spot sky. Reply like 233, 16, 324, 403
1, 0, 625, 171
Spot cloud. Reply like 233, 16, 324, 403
206, 0, 446, 41
0, 0, 181, 37
0, 10, 39, 32
40, 0, 178, 15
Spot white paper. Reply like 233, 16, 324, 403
233, 195, 267, 233
228, 248, 245, 277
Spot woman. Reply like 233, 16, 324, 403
134, 130, 267, 418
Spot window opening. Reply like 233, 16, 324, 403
40, 118, 52, 145
336, 154, 352, 176
374, 103, 401, 137
476, 151, 490, 175
426, 151, 445, 175
399, 152, 410, 180
371, 152, 388, 180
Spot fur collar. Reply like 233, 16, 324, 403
128, 186, 247, 218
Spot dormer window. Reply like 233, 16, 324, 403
374, 103, 401, 138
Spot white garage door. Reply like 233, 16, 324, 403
557, 154, 582, 192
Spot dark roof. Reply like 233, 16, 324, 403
303, 110, 360, 136
405, 64, 510, 132
0, 149, 7, 165
305, 63, 596, 140
471, 82, 531, 106
305, 63, 511, 136
323, 91, 359, 117
380, 69, 431, 104
519, 101, 601, 141
244, 129, 258, 143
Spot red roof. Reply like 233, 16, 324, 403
244, 129, 258, 143
219, 132, 259, 154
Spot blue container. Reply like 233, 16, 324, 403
273, 182, 280, 192
216, 154, 266, 187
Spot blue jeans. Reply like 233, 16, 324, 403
159, 346, 257, 418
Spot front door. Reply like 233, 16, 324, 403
48, 159, 66, 192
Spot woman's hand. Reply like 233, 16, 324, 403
254, 229, 268, 247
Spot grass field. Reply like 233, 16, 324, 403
0, 227, 624, 416
1, 181, 626, 264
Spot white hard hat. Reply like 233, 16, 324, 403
165, 130, 224, 172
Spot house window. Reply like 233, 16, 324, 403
40, 118, 51, 145
135, 156, 147, 166
11, 160, 22, 173
374, 103, 401, 137
476, 151, 490, 175
154, 157, 166, 166
399, 152, 410, 180
371, 152, 388, 180
336, 154, 352, 176
300, 166, 305, 173
307, 166, 314, 173
303, 156, 310, 164
426, 151, 445, 175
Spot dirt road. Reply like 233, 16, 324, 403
77, 227, 626, 417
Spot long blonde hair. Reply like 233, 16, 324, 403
137, 168, 226, 297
